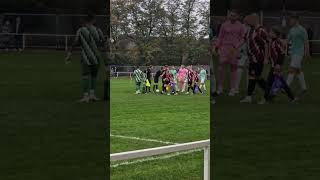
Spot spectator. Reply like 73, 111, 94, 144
2, 20, 13, 51
114, 66, 117, 77
307, 27, 313, 56
14, 16, 24, 52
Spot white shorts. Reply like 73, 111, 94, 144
290, 55, 303, 69
200, 78, 206, 84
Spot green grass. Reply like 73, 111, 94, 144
110, 78, 210, 179
0, 51, 106, 180
212, 57, 320, 179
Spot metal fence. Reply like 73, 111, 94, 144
110, 139, 210, 180
0, 13, 107, 50
110, 65, 211, 79
1, 13, 107, 34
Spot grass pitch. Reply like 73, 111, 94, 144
110, 78, 210, 179
212, 56, 320, 179
0, 51, 106, 180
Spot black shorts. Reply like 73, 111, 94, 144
188, 81, 193, 86
249, 62, 264, 77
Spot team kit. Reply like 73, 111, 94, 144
211, 11, 309, 104
133, 65, 208, 96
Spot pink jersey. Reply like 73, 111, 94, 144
215, 20, 245, 64
215, 20, 245, 49
177, 68, 188, 81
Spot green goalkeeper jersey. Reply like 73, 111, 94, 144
133, 69, 144, 83
75, 25, 105, 66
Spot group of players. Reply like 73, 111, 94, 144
133, 65, 208, 96
211, 10, 310, 104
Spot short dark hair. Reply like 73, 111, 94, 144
229, 9, 239, 15
271, 26, 282, 37
289, 12, 299, 20
86, 13, 96, 22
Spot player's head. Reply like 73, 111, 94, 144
85, 13, 96, 25
228, 9, 239, 22
246, 13, 259, 27
288, 13, 299, 26
243, 15, 250, 25
171, 65, 175, 69
16, 16, 21, 23
270, 26, 281, 39
181, 65, 185, 68
149, 65, 153, 69
135, 66, 140, 70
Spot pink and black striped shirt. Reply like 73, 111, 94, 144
246, 26, 268, 63
270, 38, 285, 67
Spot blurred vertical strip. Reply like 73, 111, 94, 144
105, 0, 111, 179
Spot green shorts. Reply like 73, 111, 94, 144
81, 63, 100, 77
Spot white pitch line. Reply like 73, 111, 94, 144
110, 134, 178, 145
110, 149, 202, 168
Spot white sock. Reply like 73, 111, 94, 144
235, 68, 243, 90
287, 73, 295, 86
89, 89, 95, 96
298, 72, 307, 90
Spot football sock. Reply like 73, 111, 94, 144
90, 76, 97, 92
136, 82, 141, 91
236, 68, 243, 90
230, 67, 238, 90
218, 64, 225, 90
286, 73, 294, 86
197, 85, 203, 93
298, 72, 307, 90
89, 89, 95, 97
281, 78, 295, 100
82, 76, 90, 95
248, 79, 256, 96
257, 78, 266, 90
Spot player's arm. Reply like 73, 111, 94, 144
66, 29, 80, 63
261, 28, 269, 64
278, 41, 286, 65
97, 28, 108, 50
235, 25, 246, 50
214, 24, 225, 54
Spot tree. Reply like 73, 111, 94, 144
111, 0, 210, 65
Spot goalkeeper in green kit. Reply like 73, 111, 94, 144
65, 13, 106, 103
